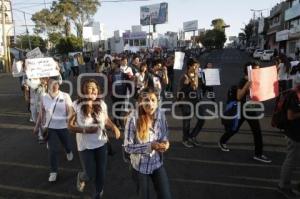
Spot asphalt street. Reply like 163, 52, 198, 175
0, 49, 295, 199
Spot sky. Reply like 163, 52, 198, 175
11, 0, 285, 39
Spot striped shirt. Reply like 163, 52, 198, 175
124, 108, 169, 175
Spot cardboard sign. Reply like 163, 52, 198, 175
203, 68, 221, 86
174, 52, 185, 70
25, 58, 59, 79
26, 47, 44, 59
249, 65, 279, 102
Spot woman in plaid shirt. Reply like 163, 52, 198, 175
124, 87, 172, 199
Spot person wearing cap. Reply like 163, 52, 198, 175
33, 76, 74, 182
278, 74, 300, 198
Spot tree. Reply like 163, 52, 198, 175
71, 0, 101, 38
211, 18, 226, 31
31, 8, 64, 34
48, 32, 63, 47
56, 35, 83, 54
16, 35, 46, 52
32, 0, 100, 38
200, 29, 227, 49
243, 22, 254, 46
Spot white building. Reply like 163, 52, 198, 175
284, 0, 300, 58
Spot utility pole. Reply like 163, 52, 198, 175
2, 0, 8, 73
23, 11, 31, 50
148, 15, 151, 49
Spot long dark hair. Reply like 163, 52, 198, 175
136, 87, 159, 141
77, 79, 102, 124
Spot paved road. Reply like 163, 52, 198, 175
0, 49, 293, 199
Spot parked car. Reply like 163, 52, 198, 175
253, 49, 264, 59
260, 50, 274, 61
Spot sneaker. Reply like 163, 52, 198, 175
76, 173, 85, 192
277, 186, 297, 199
218, 141, 230, 152
253, 155, 272, 163
48, 172, 58, 182
190, 137, 202, 147
29, 117, 34, 123
182, 140, 194, 148
66, 152, 73, 161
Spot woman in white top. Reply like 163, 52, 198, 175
134, 62, 148, 97
68, 79, 120, 199
277, 57, 291, 93
33, 76, 74, 182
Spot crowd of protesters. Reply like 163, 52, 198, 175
14, 47, 300, 199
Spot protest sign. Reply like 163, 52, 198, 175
174, 52, 185, 70
25, 58, 59, 79
12, 60, 24, 77
26, 47, 44, 59
249, 65, 279, 102
203, 68, 221, 86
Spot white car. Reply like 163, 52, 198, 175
260, 50, 274, 61
253, 49, 264, 59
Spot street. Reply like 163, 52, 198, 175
0, 49, 293, 199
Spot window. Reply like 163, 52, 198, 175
134, 39, 139, 46
289, 41, 296, 54
140, 39, 146, 46
129, 40, 133, 46
124, 40, 129, 45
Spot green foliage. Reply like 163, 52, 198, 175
243, 23, 254, 46
211, 18, 226, 31
16, 35, 46, 52
31, 0, 100, 38
56, 35, 83, 54
200, 29, 227, 49
48, 32, 63, 46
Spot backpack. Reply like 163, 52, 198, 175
221, 85, 239, 131
271, 90, 294, 130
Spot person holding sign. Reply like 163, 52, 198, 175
219, 62, 271, 163
178, 58, 205, 148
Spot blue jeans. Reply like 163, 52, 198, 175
79, 144, 107, 199
47, 128, 72, 173
131, 166, 172, 199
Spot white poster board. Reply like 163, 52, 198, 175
203, 68, 221, 86
26, 47, 44, 59
173, 52, 185, 70
12, 60, 24, 77
25, 58, 59, 79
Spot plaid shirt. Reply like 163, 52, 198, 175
124, 108, 169, 174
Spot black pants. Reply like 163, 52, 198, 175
181, 104, 205, 141
220, 112, 263, 156
71, 66, 79, 77
131, 166, 172, 199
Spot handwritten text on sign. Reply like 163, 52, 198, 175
26, 47, 44, 59
25, 58, 59, 79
